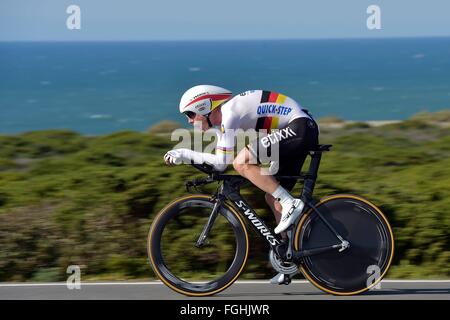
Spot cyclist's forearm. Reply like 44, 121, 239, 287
177, 148, 228, 172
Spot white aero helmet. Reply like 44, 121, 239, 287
179, 85, 232, 117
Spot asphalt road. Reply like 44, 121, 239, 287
0, 280, 449, 300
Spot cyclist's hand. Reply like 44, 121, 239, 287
164, 150, 183, 166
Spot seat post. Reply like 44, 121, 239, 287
301, 151, 322, 201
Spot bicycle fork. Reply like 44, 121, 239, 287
195, 196, 222, 248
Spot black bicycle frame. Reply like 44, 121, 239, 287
193, 148, 347, 262
223, 179, 282, 248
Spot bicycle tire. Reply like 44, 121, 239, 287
148, 194, 249, 296
294, 194, 394, 295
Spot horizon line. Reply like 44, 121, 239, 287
1, 35, 450, 43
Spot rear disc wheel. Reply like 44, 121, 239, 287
294, 194, 394, 295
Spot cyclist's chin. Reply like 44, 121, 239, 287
193, 123, 208, 131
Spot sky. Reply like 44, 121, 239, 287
1, 0, 450, 41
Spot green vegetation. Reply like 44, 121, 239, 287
0, 111, 449, 281
147, 120, 183, 134
410, 109, 450, 123
318, 116, 345, 125
343, 121, 371, 129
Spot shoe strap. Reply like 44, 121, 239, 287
287, 204, 296, 214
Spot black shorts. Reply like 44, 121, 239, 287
247, 117, 319, 191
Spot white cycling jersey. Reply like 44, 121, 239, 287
176, 90, 314, 171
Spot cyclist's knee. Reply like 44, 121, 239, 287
233, 158, 249, 174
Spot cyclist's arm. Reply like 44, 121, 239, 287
171, 128, 234, 172
213, 127, 235, 171
171, 148, 226, 172
210, 107, 239, 171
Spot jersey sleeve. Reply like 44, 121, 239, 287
214, 103, 240, 170
213, 128, 235, 171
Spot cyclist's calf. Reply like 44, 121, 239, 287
265, 193, 282, 223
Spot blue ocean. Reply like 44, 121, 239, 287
1, 38, 449, 134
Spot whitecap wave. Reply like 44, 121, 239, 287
99, 69, 118, 75
188, 67, 201, 72
412, 53, 425, 59
89, 114, 112, 119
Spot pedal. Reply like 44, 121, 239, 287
282, 275, 292, 285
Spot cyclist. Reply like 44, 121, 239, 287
164, 85, 319, 283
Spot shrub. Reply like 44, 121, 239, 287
147, 121, 183, 134
344, 122, 371, 129
318, 116, 345, 125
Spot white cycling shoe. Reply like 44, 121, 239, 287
274, 199, 305, 234
270, 272, 292, 285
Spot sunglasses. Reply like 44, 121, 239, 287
183, 111, 196, 119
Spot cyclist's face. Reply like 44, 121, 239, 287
184, 112, 209, 131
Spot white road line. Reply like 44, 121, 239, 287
0, 280, 449, 287
379, 280, 450, 283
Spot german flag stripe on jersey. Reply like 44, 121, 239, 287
217, 146, 234, 154
260, 91, 287, 104
255, 116, 280, 131
260, 91, 271, 103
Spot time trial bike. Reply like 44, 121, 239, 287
148, 144, 395, 296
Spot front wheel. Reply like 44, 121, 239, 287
294, 194, 395, 295
148, 194, 249, 296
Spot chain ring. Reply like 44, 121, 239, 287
269, 249, 298, 275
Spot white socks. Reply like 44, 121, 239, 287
271, 185, 295, 209
272, 185, 305, 234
